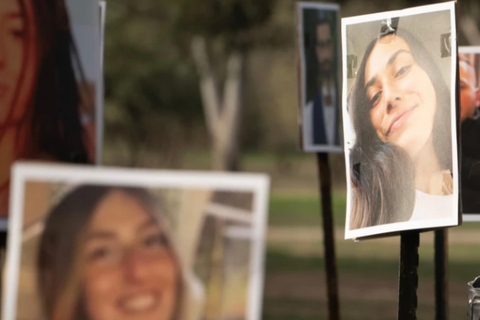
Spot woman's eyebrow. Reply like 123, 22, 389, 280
85, 231, 115, 241
365, 76, 377, 92
365, 49, 411, 91
137, 219, 161, 233
386, 49, 411, 67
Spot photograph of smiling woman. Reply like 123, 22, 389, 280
37, 186, 187, 320
347, 26, 454, 230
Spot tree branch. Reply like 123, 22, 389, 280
222, 51, 243, 146
191, 36, 220, 138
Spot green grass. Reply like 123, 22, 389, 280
267, 247, 480, 281
268, 192, 347, 227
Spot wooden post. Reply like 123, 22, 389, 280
434, 229, 448, 320
316, 153, 340, 320
398, 231, 420, 320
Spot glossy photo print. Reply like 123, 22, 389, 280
297, 2, 342, 153
0, 0, 101, 219
3, 163, 270, 320
342, 2, 459, 239
459, 47, 480, 220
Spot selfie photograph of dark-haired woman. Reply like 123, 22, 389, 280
342, 4, 459, 239
0, 0, 100, 217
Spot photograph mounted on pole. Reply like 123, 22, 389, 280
297, 2, 343, 153
296, 3, 343, 319
342, 2, 460, 240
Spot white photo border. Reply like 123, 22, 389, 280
96, 1, 106, 166
297, 2, 343, 153
341, 1, 459, 239
3, 162, 270, 320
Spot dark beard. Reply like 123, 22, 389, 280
318, 60, 333, 76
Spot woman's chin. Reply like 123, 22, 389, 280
392, 132, 432, 161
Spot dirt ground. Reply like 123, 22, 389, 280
263, 226, 477, 320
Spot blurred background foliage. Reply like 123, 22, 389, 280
103, 0, 480, 168
101, 0, 480, 319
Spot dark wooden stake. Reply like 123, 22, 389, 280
316, 153, 340, 320
434, 229, 448, 320
398, 231, 420, 320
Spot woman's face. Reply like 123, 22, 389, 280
81, 191, 179, 320
0, 0, 37, 124
459, 56, 480, 122
364, 34, 437, 159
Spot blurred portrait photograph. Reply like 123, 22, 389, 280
459, 47, 480, 219
3, 163, 269, 320
297, 2, 342, 153
342, 3, 459, 239
0, 0, 101, 217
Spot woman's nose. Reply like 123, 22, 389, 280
122, 250, 146, 283
384, 87, 401, 114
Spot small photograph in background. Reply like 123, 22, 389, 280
296, 2, 342, 153
3, 163, 269, 320
459, 47, 480, 219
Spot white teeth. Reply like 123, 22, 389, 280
122, 294, 156, 311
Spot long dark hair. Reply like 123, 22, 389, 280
25, 0, 92, 163
37, 185, 183, 320
349, 30, 452, 229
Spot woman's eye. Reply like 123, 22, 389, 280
142, 234, 166, 248
8, 26, 25, 39
395, 65, 411, 78
370, 91, 382, 107
87, 247, 114, 262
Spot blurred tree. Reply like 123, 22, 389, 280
103, 0, 479, 170
169, 0, 275, 171
103, 0, 204, 166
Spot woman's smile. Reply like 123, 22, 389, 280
82, 191, 179, 320
117, 291, 161, 314
385, 104, 417, 137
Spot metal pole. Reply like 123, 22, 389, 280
398, 231, 420, 320
316, 153, 340, 320
434, 229, 448, 320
